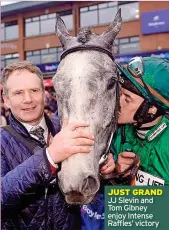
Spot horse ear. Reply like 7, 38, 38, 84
100, 9, 122, 50
55, 15, 73, 50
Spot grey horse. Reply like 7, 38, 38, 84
53, 9, 122, 205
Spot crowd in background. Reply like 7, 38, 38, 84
0, 87, 58, 127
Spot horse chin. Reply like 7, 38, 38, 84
65, 191, 95, 205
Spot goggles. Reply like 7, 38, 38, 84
127, 57, 155, 104
127, 56, 144, 77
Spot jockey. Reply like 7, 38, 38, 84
81, 56, 169, 230
113, 56, 169, 185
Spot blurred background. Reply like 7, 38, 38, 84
1, 0, 169, 125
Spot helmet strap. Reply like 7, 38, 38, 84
133, 100, 165, 127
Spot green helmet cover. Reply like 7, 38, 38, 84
118, 57, 169, 111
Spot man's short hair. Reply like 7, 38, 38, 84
1, 60, 44, 94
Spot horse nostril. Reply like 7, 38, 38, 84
65, 191, 84, 205
82, 176, 99, 195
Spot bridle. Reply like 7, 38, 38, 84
60, 44, 115, 62
61, 44, 119, 163
60, 44, 139, 185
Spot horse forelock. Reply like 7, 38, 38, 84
77, 28, 93, 44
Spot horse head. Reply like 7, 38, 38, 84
53, 9, 122, 205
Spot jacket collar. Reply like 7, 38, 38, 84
21, 116, 47, 133
145, 116, 168, 142
9, 113, 56, 138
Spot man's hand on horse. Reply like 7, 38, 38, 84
116, 152, 136, 173
47, 120, 94, 163
100, 153, 115, 175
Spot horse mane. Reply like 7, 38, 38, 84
77, 28, 92, 44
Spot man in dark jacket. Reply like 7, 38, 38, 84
1, 61, 95, 230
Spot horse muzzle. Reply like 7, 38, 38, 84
58, 167, 100, 204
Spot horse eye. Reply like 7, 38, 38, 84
107, 78, 115, 90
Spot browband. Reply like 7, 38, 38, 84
60, 45, 115, 62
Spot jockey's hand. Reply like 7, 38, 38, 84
47, 120, 94, 163
116, 152, 136, 173
100, 153, 115, 175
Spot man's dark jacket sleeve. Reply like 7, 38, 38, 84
1, 146, 55, 219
